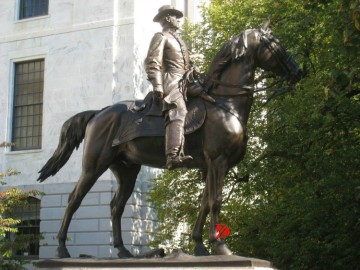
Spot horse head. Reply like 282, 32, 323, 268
253, 20, 302, 84
205, 22, 301, 95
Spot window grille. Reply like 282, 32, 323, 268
12, 59, 44, 151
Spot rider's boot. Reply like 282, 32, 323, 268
165, 120, 192, 169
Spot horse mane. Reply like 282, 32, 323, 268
204, 29, 253, 88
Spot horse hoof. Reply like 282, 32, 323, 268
56, 246, 71, 258
215, 242, 232, 255
117, 247, 134, 258
143, 248, 165, 258
194, 243, 210, 256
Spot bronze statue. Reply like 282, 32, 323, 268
145, 5, 193, 169
38, 21, 301, 258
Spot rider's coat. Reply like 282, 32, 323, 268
145, 30, 191, 108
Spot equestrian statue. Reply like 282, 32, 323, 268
37, 6, 302, 258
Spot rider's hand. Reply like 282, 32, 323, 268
153, 90, 164, 100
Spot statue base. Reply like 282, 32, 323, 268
36, 251, 273, 270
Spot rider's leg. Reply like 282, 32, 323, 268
164, 99, 192, 169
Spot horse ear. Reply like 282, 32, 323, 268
261, 19, 271, 31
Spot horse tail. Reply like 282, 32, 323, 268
37, 109, 104, 182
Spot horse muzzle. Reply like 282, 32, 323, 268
289, 68, 303, 84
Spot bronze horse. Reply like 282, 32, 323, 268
38, 22, 301, 258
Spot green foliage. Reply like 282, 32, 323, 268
147, 169, 205, 252
0, 143, 43, 270
148, 0, 360, 269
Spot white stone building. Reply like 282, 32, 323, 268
0, 0, 201, 259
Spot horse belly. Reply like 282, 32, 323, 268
121, 137, 166, 167
119, 133, 206, 169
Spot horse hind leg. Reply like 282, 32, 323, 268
56, 108, 121, 257
110, 163, 141, 258
56, 169, 105, 258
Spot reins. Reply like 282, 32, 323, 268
210, 77, 289, 95
205, 72, 295, 121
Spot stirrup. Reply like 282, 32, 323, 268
166, 155, 193, 169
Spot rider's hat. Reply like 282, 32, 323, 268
153, 5, 183, 22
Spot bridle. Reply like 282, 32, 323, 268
259, 28, 299, 82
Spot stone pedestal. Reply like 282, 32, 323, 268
36, 254, 274, 270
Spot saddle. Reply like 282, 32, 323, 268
112, 92, 206, 146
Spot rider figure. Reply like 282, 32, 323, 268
145, 5, 193, 169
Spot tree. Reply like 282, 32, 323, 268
0, 142, 42, 270
148, 0, 360, 269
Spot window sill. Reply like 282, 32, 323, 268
15, 15, 50, 24
5, 149, 43, 155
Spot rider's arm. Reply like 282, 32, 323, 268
145, 33, 166, 95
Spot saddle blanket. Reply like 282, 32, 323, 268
112, 93, 206, 146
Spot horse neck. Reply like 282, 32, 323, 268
210, 59, 256, 125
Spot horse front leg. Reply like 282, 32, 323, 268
207, 156, 232, 255
192, 170, 210, 256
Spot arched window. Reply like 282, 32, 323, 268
6, 196, 41, 258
